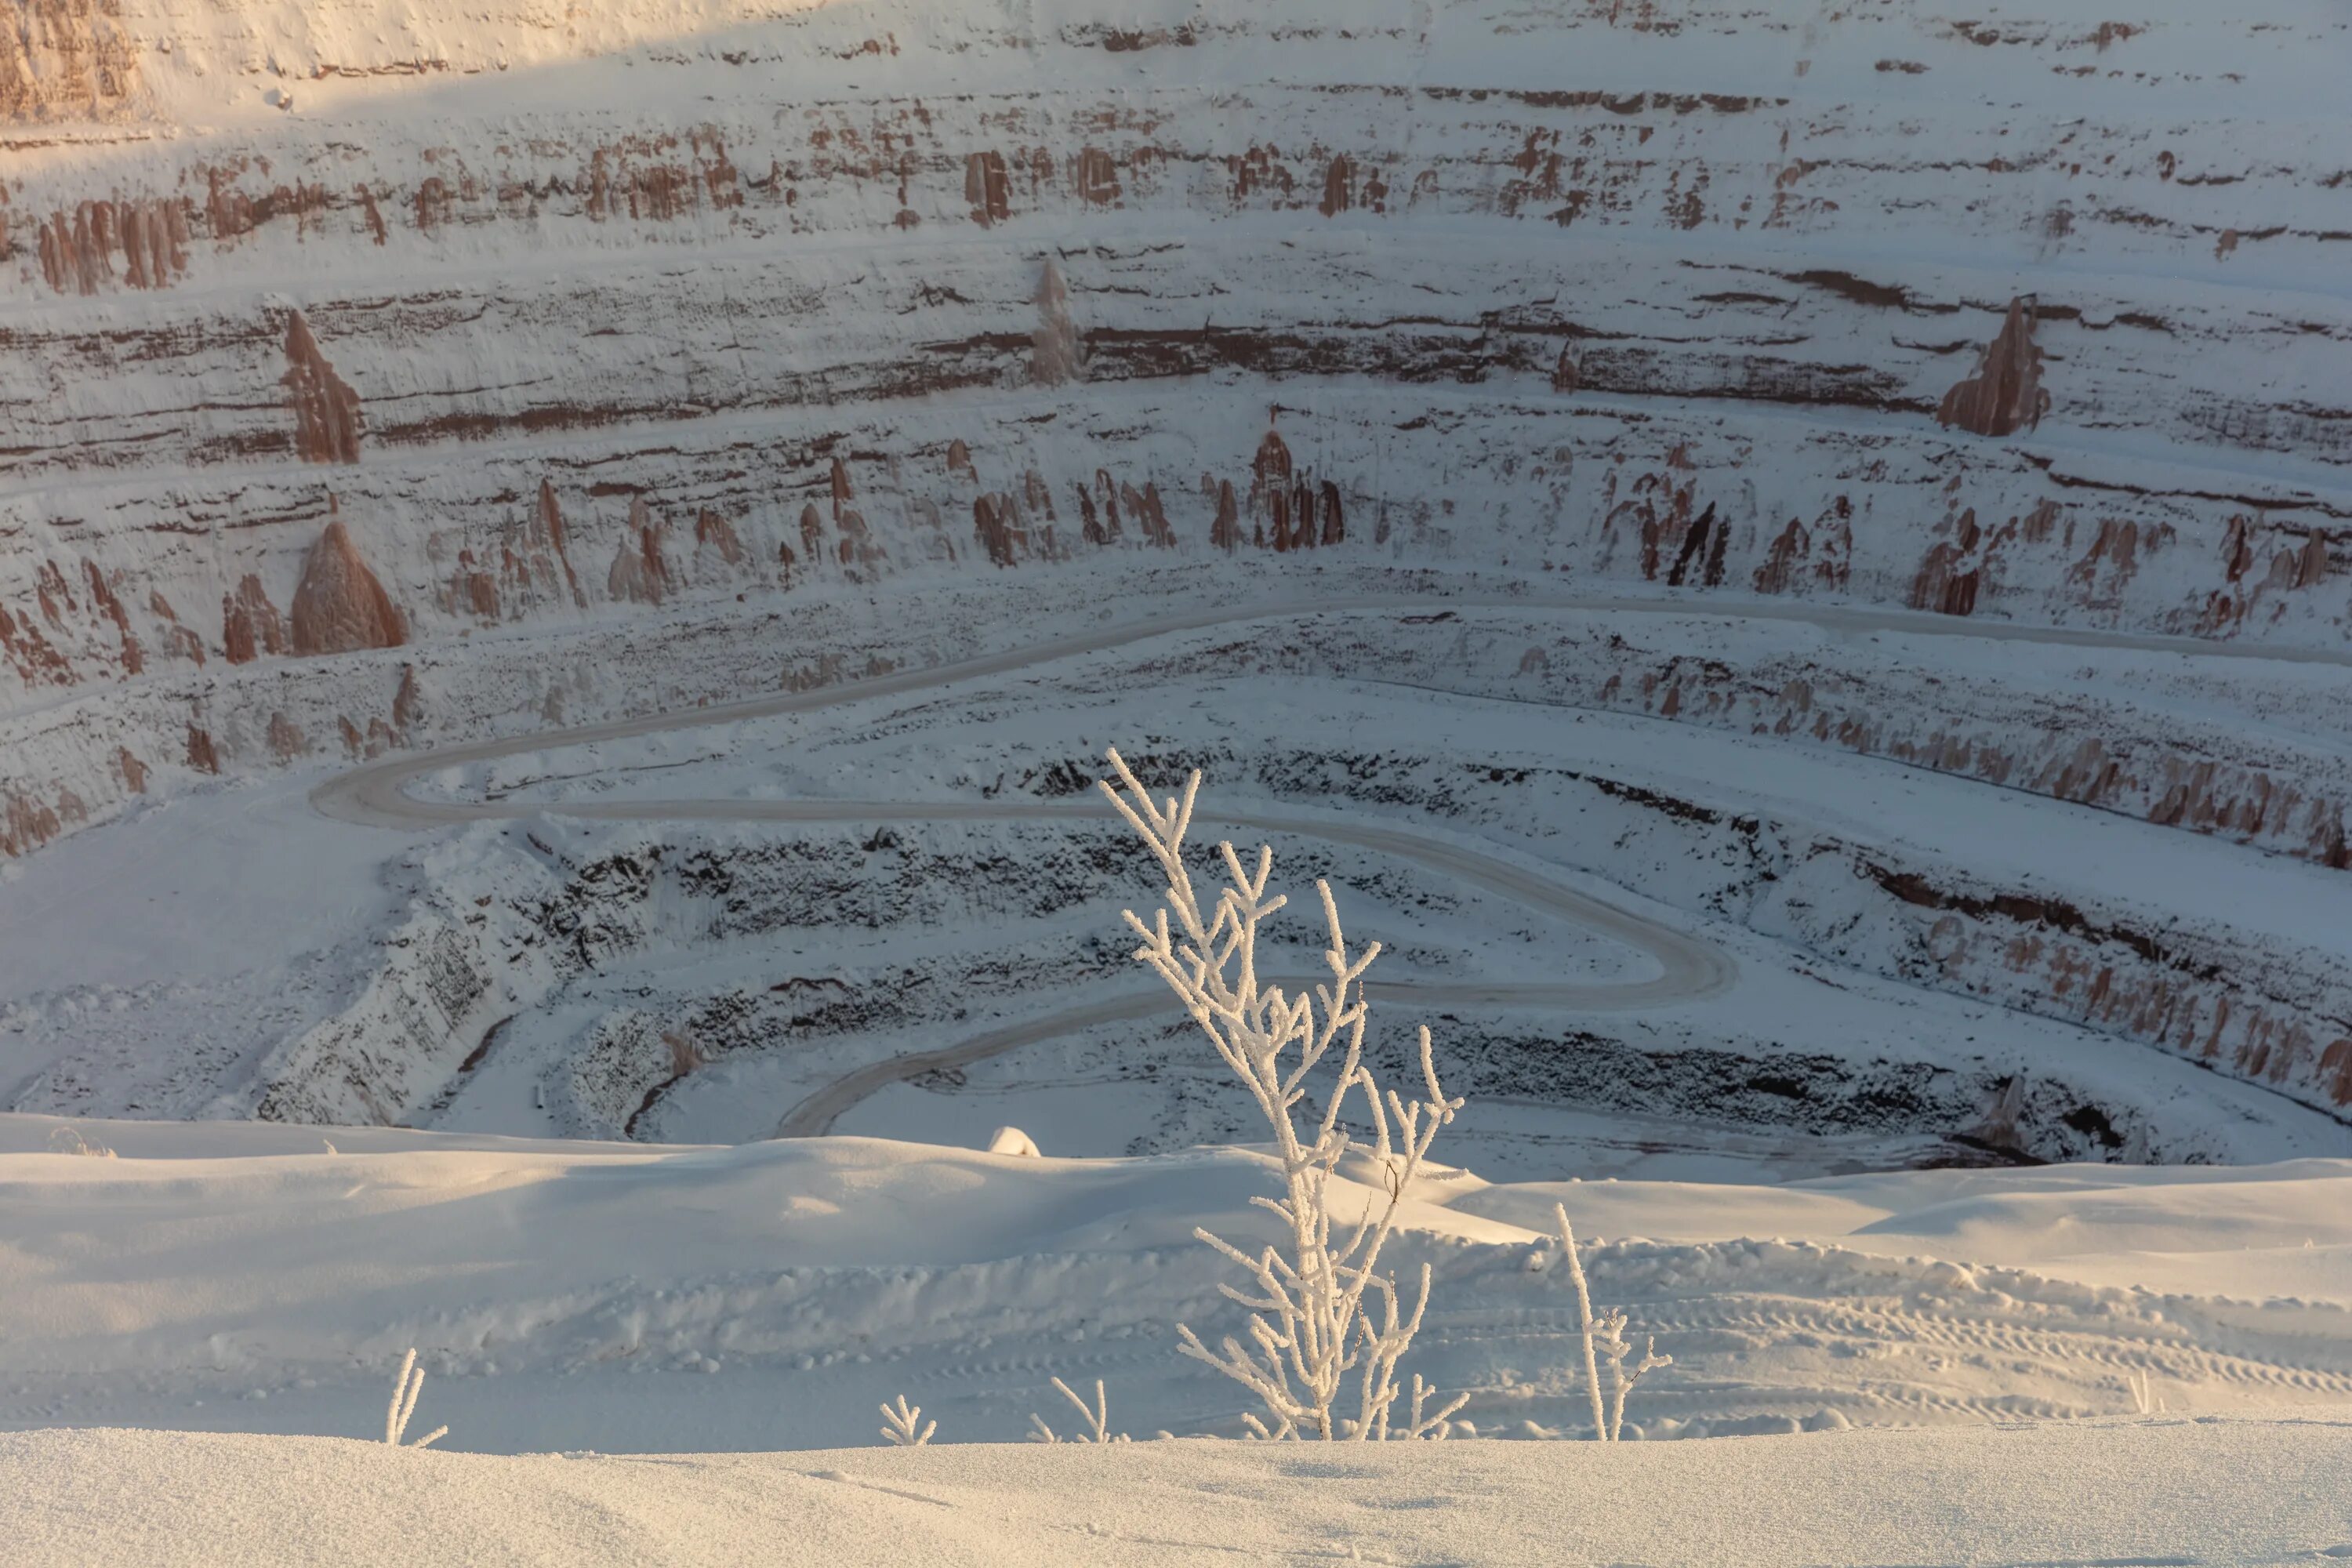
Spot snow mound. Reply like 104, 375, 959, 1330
5, 1417, 2351, 1568
5, 1118, 2351, 1450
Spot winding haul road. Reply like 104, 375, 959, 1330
310, 589, 2343, 1136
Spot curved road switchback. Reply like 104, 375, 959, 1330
310, 589, 2335, 1134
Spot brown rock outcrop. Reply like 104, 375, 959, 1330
445, 550, 500, 620
607, 497, 675, 604
1073, 147, 1121, 206
964, 151, 1011, 225
2, 0, 140, 122
1029, 258, 1084, 387
1911, 508, 1990, 616
1552, 344, 1580, 394
1595, 448, 1704, 581
290, 510, 408, 655
282, 310, 365, 464
221, 575, 288, 664
1937, 296, 2051, 437
499, 481, 586, 614
1210, 479, 1242, 550
35, 198, 187, 294
2, 791, 65, 856
1754, 497, 1854, 596
695, 508, 745, 570
974, 493, 1029, 566
1125, 481, 1178, 547
1078, 474, 1121, 546
391, 666, 425, 733
1319, 156, 1355, 217
2064, 517, 2142, 611
0, 597, 74, 686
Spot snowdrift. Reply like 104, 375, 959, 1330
6, 1412, 2352, 1566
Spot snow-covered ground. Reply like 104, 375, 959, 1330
5, 1117, 2350, 1453
12, 1416, 2352, 1567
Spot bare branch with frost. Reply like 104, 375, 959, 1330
1098, 746, 1465, 1442
383, 1348, 447, 1450
878, 1394, 935, 1447
1552, 1204, 1670, 1441
1032, 1377, 1126, 1444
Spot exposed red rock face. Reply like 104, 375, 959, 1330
2293, 532, 2329, 588
148, 591, 205, 667
823, 458, 886, 570
694, 508, 745, 571
946, 439, 976, 480
2, 0, 139, 122
289, 513, 408, 655
0, 597, 74, 686
391, 666, 424, 733
2065, 517, 2142, 611
1319, 156, 1354, 217
114, 747, 148, 794
964, 151, 1011, 225
1074, 147, 1121, 206
1227, 144, 1298, 206
443, 549, 500, 621
2198, 515, 2335, 633
1596, 448, 1712, 583
185, 723, 220, 775
266, 712, 307, 761
1211, 479, 1242, 550
973, 493, 1029, 566
1078, 473, 1122, 546
1552, 344, 1580, 394
1125, 480, 1178, 547
1030, 259, 1083, 387
1250, 429, 1293, 501
1937, 296, 2051, 437
36, 199, 189, 294
413, 175, 452, 233
2223, 514, 2256, 583
2318, 1038, 2352, 1105
358, 185, 389, 244
221, 575, 289, 664
282, 310, 365, 464
2, 791, 65, 856
606, 498, 674, 604
1754, 498, 1855, 595
1911, 508, 1990, 616
81, 559, 141, 674
498, 481, 586, 615
1023, 470, 1057, 522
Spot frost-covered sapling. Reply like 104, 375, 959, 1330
879, 1394, 935, 1446
1099, 747, 1468, 1442
1553, 1204, 1668, 1442
383, 1348, 448, 1450
1028, 1377, 1128, 1443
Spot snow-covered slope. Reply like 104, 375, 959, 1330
4, 1117, 2350, 1453
10, 1417, 2352, 1568
5, 0, 2350, 867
